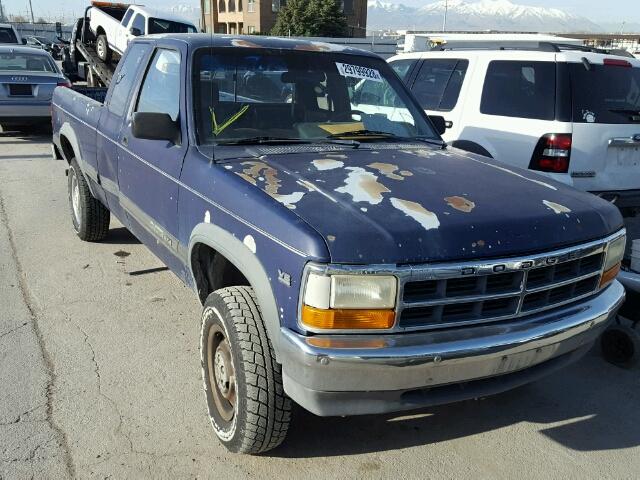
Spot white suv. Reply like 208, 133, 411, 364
389, 46, 640, 210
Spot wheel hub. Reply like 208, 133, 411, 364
207, 325, 236, 422
70, 172, 81, 225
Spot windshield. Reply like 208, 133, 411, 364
570, 62, 640, 124
0, 52, 57, 72
193, 48, 437, 145
149, 18, 197, 34
0, 27, 18, 44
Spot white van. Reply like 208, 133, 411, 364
389, 46, 640, 210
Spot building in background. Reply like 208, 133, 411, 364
200, 0, 367, 37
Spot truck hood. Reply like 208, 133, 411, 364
223, 145, 623, 264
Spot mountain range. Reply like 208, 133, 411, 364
367, 0, 606, 33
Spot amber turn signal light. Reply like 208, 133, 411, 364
301, 305, 395, 330
599, 262, 621, 289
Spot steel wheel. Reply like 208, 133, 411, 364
207, 324, 236, 422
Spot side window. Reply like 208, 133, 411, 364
481, 60, 556, 120
136, 49, 181, 122
121, 9, 134, 26
108, 43, 150, 117
131, 14, 146, 35
389, 59, 416, 81
411, 59, 468, 111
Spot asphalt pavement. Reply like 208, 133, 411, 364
1, 128, 639, 479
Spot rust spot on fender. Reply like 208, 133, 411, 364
445, 196, 476, 213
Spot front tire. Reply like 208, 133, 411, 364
68, 159, 110, 241
601, 322, 640, 369
200, 286, 291, 454
96, 34, 111, 62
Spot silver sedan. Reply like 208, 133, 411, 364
0, 45, 70, 128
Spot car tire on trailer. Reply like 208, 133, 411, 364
68, 158, 110, 242
200, 286, 292, 454
96, 34, 111, 63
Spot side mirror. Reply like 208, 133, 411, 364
429, 115, 449, 136
22, 38, 27, 45
129, 27, 142, 37
132, 112, 180, 144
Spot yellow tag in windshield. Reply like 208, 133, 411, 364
318, 122, 365, 135
210, 105, 250, 136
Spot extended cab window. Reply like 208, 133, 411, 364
136, 49, 181, 122
149, 19, 197, 34
411, 59, 468, 112
107, 43, 150, 117
131, 14, 146, 35
481, 60, 556, 120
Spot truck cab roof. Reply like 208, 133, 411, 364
133, 33, 380, 59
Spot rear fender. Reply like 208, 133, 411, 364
59, 122, 98, 195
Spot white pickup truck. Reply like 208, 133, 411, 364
89, 2, 197, 62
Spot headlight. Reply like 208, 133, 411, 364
600, 233, 626, 289
302, 272, 397, 330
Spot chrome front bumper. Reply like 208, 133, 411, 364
281, 281, 625, 416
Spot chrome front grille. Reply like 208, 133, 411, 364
398, 242, 609, 332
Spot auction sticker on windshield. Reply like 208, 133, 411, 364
336, 62, 383, 83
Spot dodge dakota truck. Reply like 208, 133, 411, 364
52, 34, 627, 454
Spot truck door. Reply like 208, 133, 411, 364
122, 13, 146, 53
117, 44, 187, 272
116, 8, 134, 55
96, 42, 151, 218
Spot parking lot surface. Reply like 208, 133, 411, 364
1, 129, 640, 479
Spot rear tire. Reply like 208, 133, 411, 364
96, 34, 111, 62
200, 286, 291, 454
67, 158, 110, 241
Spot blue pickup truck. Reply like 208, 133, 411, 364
52, 34, 627, 454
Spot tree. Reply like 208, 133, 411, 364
305, 0, 348, 37
271, 0, 348, 37
35, 17, 48, 24
11, 15, 28, 23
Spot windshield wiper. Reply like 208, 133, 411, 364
216, 136, 360, 147
328, 130, 445, 147
216, 136, 313, 145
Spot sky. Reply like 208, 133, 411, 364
0, 0, 638, 25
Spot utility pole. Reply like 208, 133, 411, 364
0, 0, 5, 23
27, 0, 35, 23
442, 0, 448, 32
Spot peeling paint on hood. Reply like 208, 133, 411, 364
226, 147, 623, 264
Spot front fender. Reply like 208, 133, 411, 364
188, 222, 284, 359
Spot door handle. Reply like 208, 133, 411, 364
121, 136, 128, 147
